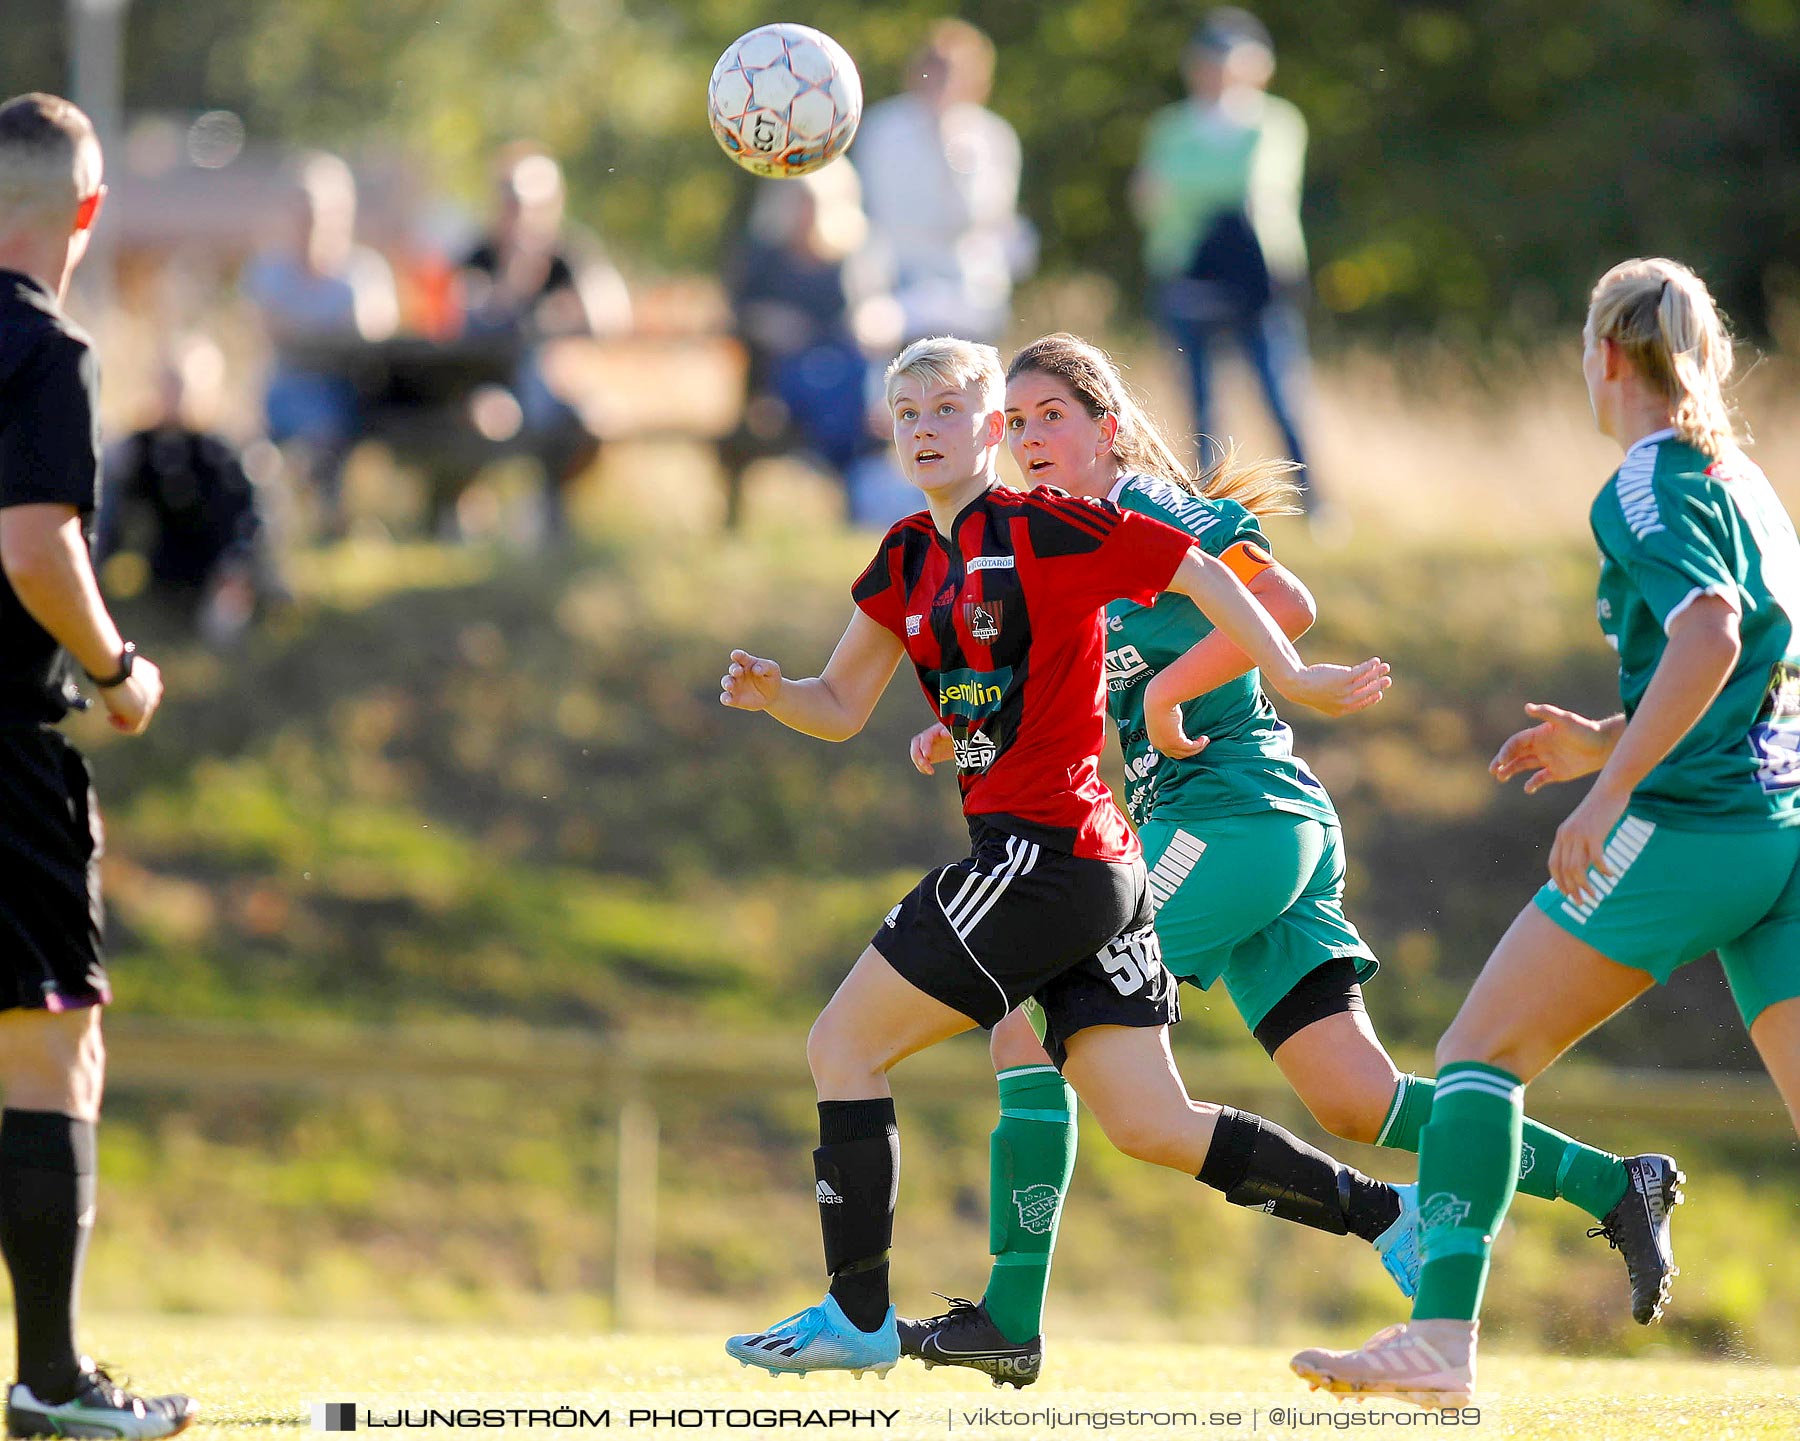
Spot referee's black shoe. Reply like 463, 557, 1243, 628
898, 1296, 1041, 1388
1588, 1153, 1685, 1325
7, 1363, 198, 1439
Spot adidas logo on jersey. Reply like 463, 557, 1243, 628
816, 1180, 843, 1205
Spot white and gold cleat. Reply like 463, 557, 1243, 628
1290, 1319, 1477, 1410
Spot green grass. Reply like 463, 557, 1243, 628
64, 1314, 1800, 1439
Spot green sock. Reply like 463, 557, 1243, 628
981, 1065, 1077, 1345
1379, 1073, 1628, 1218
1412, 1062, 1523, 1322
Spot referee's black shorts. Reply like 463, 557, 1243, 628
0, 725, 109, 1013
870, 817, 1179, 1067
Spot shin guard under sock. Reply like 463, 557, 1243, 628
815, 1098, 898, 1332
0, 1109, 96, 1401
1378, 1072, 1627, 1218
1413, 1062, 1524, 1322
982, 1066, 1077, 1345
1196, 1106, 1399, 1241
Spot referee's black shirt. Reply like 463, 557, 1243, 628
0, 269, 102, 725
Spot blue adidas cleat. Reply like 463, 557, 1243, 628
1374, 1182, 1421, 1298
727, 1295, 900, 1378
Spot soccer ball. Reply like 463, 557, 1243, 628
707, 24, 862, 179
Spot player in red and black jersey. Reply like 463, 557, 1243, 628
720, 336, 1390, 1379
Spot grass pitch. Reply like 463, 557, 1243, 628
73, 1314, 1800, 1440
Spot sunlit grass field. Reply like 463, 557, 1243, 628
59, 1314, 1800, 1440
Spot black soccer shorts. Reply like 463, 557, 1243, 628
0, 726, 110, 1013
870, 817, 1179, 1067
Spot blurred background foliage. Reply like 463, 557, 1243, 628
7, 0, 1800, 1356
7, 0, 1800, 337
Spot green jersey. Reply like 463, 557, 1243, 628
1591, 431, 1800, 828
1103, 475, 1336, 829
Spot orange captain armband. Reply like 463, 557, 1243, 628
1219, 539, 1276, 585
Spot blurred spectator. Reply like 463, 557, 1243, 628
728, 163, 900, 510
1133, 9, 1318, 509
853, 19, 1035, 345
242, 151, 398, 529
459, 142, 631, 534
96, 336, 281, 644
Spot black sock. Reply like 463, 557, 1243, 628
1196, 1106, 1399, 1242
1342, 1170, 1402, 1243
815, 1098, 898, 1332
0, 1110, 96, 1402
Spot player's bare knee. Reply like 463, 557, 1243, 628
1306, 1091, 1383, 1146
0, 1008, 103, 1117
990, 1012, 1050, 1072
1093, 1106, 1181, 1168
805, 1012, 876, 1094
1437, 1023, 1542, 1083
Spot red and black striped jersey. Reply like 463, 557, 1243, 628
853, 483, 1194, 861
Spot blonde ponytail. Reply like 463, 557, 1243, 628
1588, 258, 1737, 460
1005, 333, 1300, 519
1198, 441, 1304, 520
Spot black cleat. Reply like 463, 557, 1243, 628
897, 1295, 1041, 1389
7, 1363, 198, 1439
1588, 1153, 1685, 1324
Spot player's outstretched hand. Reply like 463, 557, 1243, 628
909, 721, 955, 775
1490, 703, 1612, 794
101, 655, 163, 735
1272, 657, 1390, 717
720, 649, 783, 712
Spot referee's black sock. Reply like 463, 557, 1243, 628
1196, 1106, 1400, 1242
815, 1098, 898, 1333
0, 1109, 96, 1403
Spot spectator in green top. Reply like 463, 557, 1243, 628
1133, 9, 1317, 511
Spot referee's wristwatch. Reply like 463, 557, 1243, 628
85, 642, 139, 689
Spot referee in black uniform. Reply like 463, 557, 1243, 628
0, 93, 196, 1439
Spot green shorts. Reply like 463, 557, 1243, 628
1139, 811, 1377, 1034
1534, 812, 1800, 1028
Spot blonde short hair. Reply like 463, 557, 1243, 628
1588, 258, 1737, 460
884, 336, 1005, 414
0, 93, 102, 221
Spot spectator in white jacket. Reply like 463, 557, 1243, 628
853, 20, 1035, 346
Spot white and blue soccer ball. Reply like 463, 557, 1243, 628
707, 23, 862, 179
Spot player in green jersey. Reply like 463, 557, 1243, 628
1293, 257, 1800, 1407
898, 331, 1676, 1385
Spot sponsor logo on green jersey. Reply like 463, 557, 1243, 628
1105, 644, 1152, 691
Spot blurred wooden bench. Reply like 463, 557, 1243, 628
279, 330, 795, 530
543, 332, 787, 529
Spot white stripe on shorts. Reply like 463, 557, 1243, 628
1560, 815, 1656, 925
933, 838, 1039, 1016
942, 836, 1037, 936
1147, 828, 1207, 908
957, 839, 1040, 938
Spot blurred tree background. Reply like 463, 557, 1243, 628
8, 0, 1800, 1348
6, 0, 1800, 339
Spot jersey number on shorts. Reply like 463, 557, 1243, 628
1097, 927, 1166, 998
